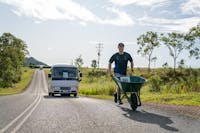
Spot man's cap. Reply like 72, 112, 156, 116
118, 43, 124, 47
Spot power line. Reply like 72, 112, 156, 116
96, 43, 103, 69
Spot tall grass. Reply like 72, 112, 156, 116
80, 72, 116, 95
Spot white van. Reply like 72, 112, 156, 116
48, 64, 82, 97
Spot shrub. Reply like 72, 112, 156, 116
88, 69, 107, 77
148, 75, 162, 92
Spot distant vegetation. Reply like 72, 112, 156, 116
74, 55, 84, 68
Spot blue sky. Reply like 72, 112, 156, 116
0, 0, 199, 68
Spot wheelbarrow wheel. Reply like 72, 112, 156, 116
130, 93, 138, 111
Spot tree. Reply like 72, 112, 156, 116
0, 33, 28, 87
137, 31, 159, 72
161, 32, 188, 73
162, 62, 169, 68
74, 55, 84, 68
178, 59, 185, 68
187, 22, 200, 59
91, 59, 97, 69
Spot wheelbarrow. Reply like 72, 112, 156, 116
112, 75, 146, 111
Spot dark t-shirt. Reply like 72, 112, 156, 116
109, 52, 133, 75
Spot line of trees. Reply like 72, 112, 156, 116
137, 22, 200, 73
0, 33, 28, 87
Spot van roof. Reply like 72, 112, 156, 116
52, 64, 77, 68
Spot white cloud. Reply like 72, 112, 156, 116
100, 7, 134, 26
47, 47, 53, 51
137, 14, 200, 32
181, 0, 200, 15
0, 0, 134, 26
110, 0, 169, 6
79, 21, 87, 26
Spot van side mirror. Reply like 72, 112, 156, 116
48, 73, 51, 78
80, 72, 82, 78
79, 72, 82, 81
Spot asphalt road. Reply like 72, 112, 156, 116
0, 70, 199, 133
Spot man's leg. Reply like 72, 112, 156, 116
114, 73, 123, 104
114, 90, 117, 103
117, 87, 123, 104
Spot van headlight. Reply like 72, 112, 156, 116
71, 87, 77, 91
53, 87, 60, 90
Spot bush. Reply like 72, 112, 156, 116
88, 69, 107, 77
148, 75, 162, 92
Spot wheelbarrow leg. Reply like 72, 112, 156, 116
136, 92, 141, 106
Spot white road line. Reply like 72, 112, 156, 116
0, 94, 39, 133
11, 71, 42, 133
11, 95, 42, 133
11, 70, 43, 132
0, 70, 41, 133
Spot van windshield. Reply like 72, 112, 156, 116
52, 67, 78, 80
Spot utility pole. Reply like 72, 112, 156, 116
71, 59, 74, 65
96, 43, 103, 69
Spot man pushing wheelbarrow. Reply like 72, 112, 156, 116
108, 43, 145, 110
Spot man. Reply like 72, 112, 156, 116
108, 42, 134, 104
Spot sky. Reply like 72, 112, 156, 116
0, 0, 200, 68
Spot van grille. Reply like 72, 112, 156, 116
60, 87, 71, 90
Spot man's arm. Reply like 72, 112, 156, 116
127, 53, 134, 75
108, 54, 115, 76
108, 63, 112, 76
130, 61, 134, 75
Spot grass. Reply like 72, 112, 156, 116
0, 67, 35, 96
80, 76, 116, 96
140, 91, 200, 107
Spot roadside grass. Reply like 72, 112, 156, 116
140, 87, 200, 106
44, 68, 51, 83
0, 68, 35, 96
80, 76, 116, 95
44, 68, 50, 77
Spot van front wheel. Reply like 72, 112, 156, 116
49, 93, 54, 97
74, 93, 77, 97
